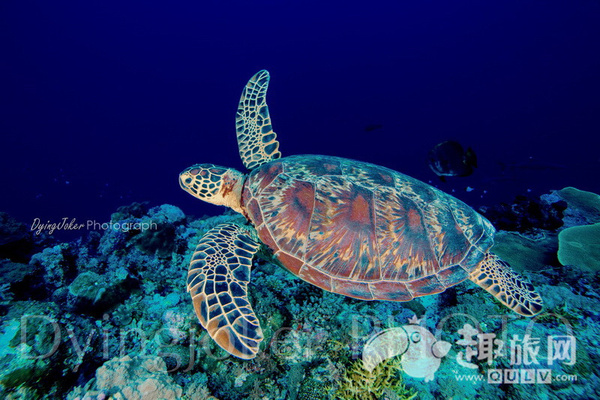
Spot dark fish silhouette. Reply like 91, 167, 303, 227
428, 140, 477, 181
364, 124, 383, 132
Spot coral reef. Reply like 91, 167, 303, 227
335, 358, 416, 400
0, 191, 599, 399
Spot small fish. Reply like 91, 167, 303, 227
364, 124, 383, 132
428, 140, 477, 182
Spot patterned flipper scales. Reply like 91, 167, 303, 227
187, 223, 263, 359
470, 253, 543, 316
236, 69, 281, 170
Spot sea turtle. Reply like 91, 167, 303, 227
179, 70, 543, 359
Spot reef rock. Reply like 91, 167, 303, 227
541, 187, 600, 228
479, 194, 566, 232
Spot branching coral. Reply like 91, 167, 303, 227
335, 358, 417, 400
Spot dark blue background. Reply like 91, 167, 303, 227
2, 0, 599, 235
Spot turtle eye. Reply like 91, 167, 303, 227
185, 178, 192, 184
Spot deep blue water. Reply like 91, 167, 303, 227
2, 0, 600, 238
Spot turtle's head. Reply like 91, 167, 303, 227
179, 164, 245, 214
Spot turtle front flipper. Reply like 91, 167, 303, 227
236, 70, 281, 170
469, 253, 543, 316
187, 223, 263, 359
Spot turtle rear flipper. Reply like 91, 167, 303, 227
469, 253, 543, 316
236, 70, 281, 170
187, 223, 263, 359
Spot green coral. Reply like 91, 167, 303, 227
68, 271, 105, 302
335, 358, 417, 400
297, 377, 330, 400
557, 222, 600, 271
492, 230, 558, 272
0, 358, 49, 393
